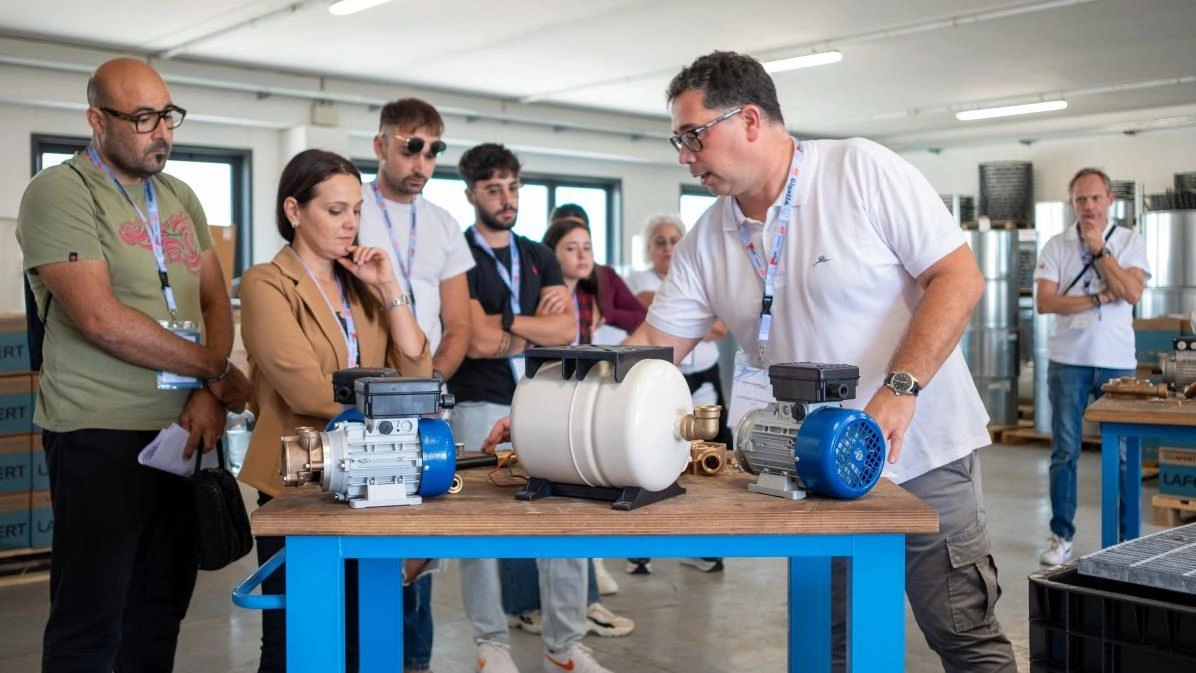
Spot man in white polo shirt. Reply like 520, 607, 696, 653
357, 96, 475, 673
1033, 168, 1148, 566
629, 51, 1017, 672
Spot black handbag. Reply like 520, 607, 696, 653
188, 441, 253, 571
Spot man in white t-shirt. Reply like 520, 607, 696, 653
358, 97, 475, 380
356, 97, 475, 673
628, 51, 1017, 672
1033, 168, 1149, 566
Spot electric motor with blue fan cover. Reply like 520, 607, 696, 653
734, 362, 886, 500
280, 367, 457, 508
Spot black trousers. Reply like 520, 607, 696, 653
41, 429, 198, 673
683, 362, 733, 447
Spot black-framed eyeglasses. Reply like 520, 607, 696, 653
669, 107, 743, 153
390, 133, 447, 158
98, 105, 186, 133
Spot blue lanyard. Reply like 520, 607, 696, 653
370, 181, 417, 303
290, 248, 360, 368
736, 140, 806, 359
470, 228, 522, 316
87, 145, 179, 321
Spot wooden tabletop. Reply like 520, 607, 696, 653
1085, 395, 1196, 427
252, 469, 938, 538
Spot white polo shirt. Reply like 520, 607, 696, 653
358, 188, 476, 353
1033, 222, 1150, 369
625, 269, 720, 374
648, 137, 991, 483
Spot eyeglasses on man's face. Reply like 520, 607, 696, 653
98, 105, 187, 133
474, 182, 521, 199
389, 133, 447, 159
668, 106, 743, 153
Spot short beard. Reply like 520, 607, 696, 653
381, 167, 423, 198
108, 140, 170, 179
479, 207, 517, 231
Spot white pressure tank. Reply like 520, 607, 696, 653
510, 348, 703, 493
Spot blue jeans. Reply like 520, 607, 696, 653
403, 575, 433, 670
501, 559, 599, 616
1047, 361, 1134, 541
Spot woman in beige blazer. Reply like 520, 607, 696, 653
237, 149, 431, 673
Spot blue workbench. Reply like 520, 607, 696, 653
236, 470, 937, 672
1085, 395, 1196, 547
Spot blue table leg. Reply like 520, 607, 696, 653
1123, 435, 1141, 542
287, 537, 345, 673
849, 535, 905, 672
1101, 428, 1120, 548
791, 556, 831, 672
358, 558, 404, 673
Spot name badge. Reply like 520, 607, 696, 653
157, 320, 202, 390
728, 351, 775, 432
510, 354, 527, 383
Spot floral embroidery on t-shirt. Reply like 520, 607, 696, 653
118, 211, 203, 274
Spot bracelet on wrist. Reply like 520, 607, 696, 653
208, 358, 230, 384
386, 294, 412, 312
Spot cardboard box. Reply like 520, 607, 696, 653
1134, 317, 1193, 368
0, 373, 33, 437
31, 433, 47, 491
0, 312, 31, 374
0, 491, 31, 551
1159, 447, 1196, 498
30, 489, 51, 549
0, 434, 32, 495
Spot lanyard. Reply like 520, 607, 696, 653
87, 146, 179, 321
736, 140, 806, 360
370, 181, 417, 302
1060, 224, 1116, 296
290, 248, 360, 368
470, 228, 522, 316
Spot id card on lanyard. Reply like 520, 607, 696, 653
470, 228, 525, 381
87, 146, 201, 390
370, 181, 416, 305
290, 248, 360, 368
729, 141, 806, 431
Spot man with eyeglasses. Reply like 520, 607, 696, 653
627, 51, 1018, 672
354, 96, 475, 673
16, 57, 250, 673
1034, 169, 1148, 566
450, 143, 611, 673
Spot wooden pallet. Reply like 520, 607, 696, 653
1151, 493, 1196, 527
997, 426, 1102, 449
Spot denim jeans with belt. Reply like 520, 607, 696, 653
1047, 360, 1135, 542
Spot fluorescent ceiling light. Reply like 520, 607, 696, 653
329, 0, 394, 16
956, 100, 1068, 121
762, 51, 843, 74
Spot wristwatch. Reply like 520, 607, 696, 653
1095, 247, 1113, 259
884, 371, 921, 397
386, 294, 412, 311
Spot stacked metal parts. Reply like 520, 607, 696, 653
962, 230, 1019, 426
1144, 172, 1196, 211
979, 161, 1033, 227
940, 193, 976, 225
1139, 173, 1196, 318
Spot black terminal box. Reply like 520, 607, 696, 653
354, 377, 443, 418
767, 362, 860, 404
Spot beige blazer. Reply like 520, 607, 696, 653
237, 247, 431, 496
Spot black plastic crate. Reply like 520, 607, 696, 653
1029, 563, 1196, 672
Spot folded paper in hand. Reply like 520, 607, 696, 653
138, 423, 217, 476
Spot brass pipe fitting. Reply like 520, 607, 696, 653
687, 440, 726, 476
280, 426, 324, 487
448, 473, 465, 494
678, 404, 722, 442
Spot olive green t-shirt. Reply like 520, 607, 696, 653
16, 152, 213, 432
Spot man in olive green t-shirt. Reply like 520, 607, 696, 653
15, 58, 250, 673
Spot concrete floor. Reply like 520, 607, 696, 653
0, 441, 1166, 673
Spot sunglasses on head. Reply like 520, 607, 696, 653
391, 133, 447, 158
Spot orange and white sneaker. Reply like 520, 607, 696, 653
543, 643, 614, 673
476, 640, 520, 673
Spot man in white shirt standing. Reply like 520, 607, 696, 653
629, 50, 1017, 672
1033, 168, 1149, 565
357, 97, 475, 673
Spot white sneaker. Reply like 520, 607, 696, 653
680, 557, 725, 573
1039, 534, 1074, 566
592, 558, 618, 595
506, 610, 543, 634
476, 641, 520, 673
543, 643, 614, 673
586, 602, 634, 637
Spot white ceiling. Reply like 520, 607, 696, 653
2, 0, 1195, 150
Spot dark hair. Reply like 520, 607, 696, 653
457, 143, 521, 186
550, 203, 589, 225
666, 51, 784, 126
1068, 167, 1113, 197
378, 98, 444, 136
275, 149, 382, 322
542, 219, 600, 302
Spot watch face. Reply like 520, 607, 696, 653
889, 372, 915, 393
